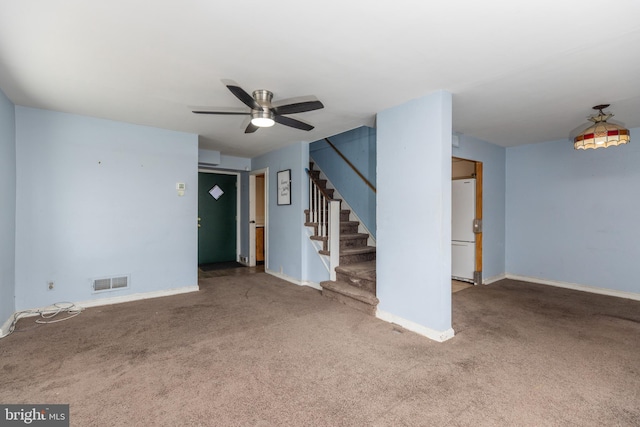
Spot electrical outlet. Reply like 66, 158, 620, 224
47, 281, 55, 291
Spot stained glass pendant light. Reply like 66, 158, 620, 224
574, 104, 630, 150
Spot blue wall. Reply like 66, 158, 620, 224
252, 141, 328, 284
0, 89, 16, 328
14, 107, 199, 310
377, 91, 453, 338
506, 130, 640, 294
452, 134, 506, 281
310, 126, 377, 237
252, 142, 306, 279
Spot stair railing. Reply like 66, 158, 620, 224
306, 168, 341, 280
324, 138, 376, 193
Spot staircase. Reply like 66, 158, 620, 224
305, 162, 378, 315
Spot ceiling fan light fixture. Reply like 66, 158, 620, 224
251, 110, 275, 128
574, 104, 630, 150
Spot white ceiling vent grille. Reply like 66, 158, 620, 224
93, 275, 129, 292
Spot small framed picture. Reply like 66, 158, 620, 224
277, 169, 291, 205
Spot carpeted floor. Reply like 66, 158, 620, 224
452, 279, 473, 293
1, 271, 639, 426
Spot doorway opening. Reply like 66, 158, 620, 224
248, 168, 268, 267
197, 169, 241, 268
452, 157, 483, 286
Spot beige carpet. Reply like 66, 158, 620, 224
1, 271, 639, 426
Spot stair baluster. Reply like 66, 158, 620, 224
306, 168, 340, 279
306, 162, 377, 315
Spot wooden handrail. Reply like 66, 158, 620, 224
324, 138, 376, 193
305, 168, 337, 201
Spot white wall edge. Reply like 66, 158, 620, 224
483, 273, 506, 285
265, 269, 302, 286
265, 269, 322, 290
301, 281, 322, 291
0, 315, 15, 338
376, 309, 455, 342
506, 274, 640, 301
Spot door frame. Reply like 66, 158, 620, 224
198, 168, 241, 263
248, 168, 269, 267
451, 157, 483, 284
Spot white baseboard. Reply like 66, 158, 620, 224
301, 281, 322, 290
483, 273, 506, 285
265, 269, 321, 290
0, 315, 15, 338
506, 274, 640, 301
0, 285, 199, 339
376, 309, 455, 342
77, 285, 200, 308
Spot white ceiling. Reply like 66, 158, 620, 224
1, 1, 640, 158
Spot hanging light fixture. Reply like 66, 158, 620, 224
573, 104, 630, 150
250, 89, 275, 128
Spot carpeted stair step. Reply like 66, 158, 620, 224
340, 221, 360, 234
308, 169, 320, 179
304, 220, 360, 237
305, 209, 350, 223
335, 260, 376, 294
310, 233, 369, 251
320, 246, 376, 265
310, 187, 335, 199
339, 233, 369, 249
320, 280, 379, 316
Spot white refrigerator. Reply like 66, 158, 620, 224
452, 179, 476, 283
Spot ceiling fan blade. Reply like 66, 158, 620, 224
226, 84, 261, 110
245, 123, 259, 134
274, 115, 314, 131
192, 110, 250, 115
273, 100, 324, 115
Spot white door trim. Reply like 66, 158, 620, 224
198, 168, 241, 262
249, 168, 268, 268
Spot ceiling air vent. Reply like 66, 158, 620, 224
93, 275, 129, 292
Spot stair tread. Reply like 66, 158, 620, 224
340, 233, 369, 240
335, 260, 376, 280
321, 280, 379, 305
304, 209, 349, 214
310, 233, 367, 241
319, 246, 376, 256
340, 246, 376, 255
305, 222, 358, 230
311, 233, 369, 240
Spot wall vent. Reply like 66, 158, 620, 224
93, 275, 129, 292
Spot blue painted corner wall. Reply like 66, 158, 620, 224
0, 89, 16, 328
505, 131, 640, 294
14, 107, 199, 310
309, 126, 377, 238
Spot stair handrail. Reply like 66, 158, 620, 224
306, 167, 341, 280
324, 138, 376, 193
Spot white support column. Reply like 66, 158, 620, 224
328, 200, 340, 280
376, 90, 454, 342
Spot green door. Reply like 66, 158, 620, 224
198, 172, 237, 265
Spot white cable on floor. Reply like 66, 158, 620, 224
1, 302, 84, 338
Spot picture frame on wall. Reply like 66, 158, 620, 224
277, 169, 291, 205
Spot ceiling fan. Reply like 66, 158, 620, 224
192, 81, 324, 134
